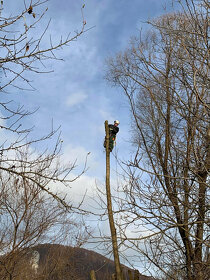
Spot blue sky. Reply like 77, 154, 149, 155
22, 0, 171, 170
3, 0, 177, 274
3, 0, 176, 173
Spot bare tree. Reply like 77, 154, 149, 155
0, 0, 86, 143
0, 0, 86, 91
106, 0, 209, 279
0, 0, 88, 205
0, 1, 90, 278
0, 148, 89, 280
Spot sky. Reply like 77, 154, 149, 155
2, 0, 177, 275
26, 0, 172, 172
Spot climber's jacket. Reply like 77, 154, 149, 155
108, 124, 119, 139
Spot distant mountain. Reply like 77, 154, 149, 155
29, 243, 155, 280
0, 243, 156, 279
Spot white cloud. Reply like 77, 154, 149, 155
62, 143, 92, 166
66, 91, 88, 107
48, 171, 101, 214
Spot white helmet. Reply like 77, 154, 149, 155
114, 120, 120, 125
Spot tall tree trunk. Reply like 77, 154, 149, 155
193, 125, 209, 279
105, 120, 122, 280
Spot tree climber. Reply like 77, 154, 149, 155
104, 120, 120, 152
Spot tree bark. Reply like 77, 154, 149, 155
134, 270, 139, 280
128, 270, 134, 280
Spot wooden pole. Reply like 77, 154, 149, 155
90, 270, 97, 280
111, 274, 116, 280
105, 120, 122, 280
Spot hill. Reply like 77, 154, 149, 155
28, 243, 155, 280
